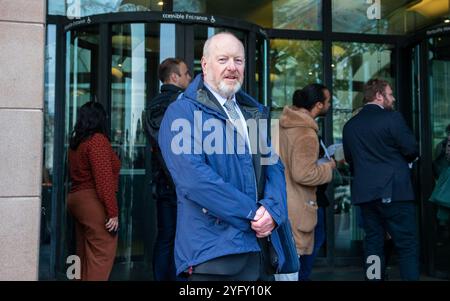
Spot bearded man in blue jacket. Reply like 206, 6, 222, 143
158, 32, 289, 281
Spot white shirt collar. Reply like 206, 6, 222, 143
203, 81, 251, 153
366, 102, 385, 110
203, 82, 236, 106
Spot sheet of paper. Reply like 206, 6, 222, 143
317, 157, 331, 165
327, 143, 342, 157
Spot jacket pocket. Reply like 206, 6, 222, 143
296, 200, 318, 233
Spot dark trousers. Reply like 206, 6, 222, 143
188, 252, 274, 281
359, 200, 419, 281
153, 195, 178, 281
298, 207, 325, 281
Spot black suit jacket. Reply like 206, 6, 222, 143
342, 104, 419, 204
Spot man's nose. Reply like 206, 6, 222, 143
226, 61, 237, 71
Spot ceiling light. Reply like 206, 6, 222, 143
111, 67, 123, 79
445, 18, 450, 23
158, 1, 164, 6
407, 0, 449, 18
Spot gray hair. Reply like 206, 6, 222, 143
202, 32, 243, 58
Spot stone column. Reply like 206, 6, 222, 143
0, 0, 46, 280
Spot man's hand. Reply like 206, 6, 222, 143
251, 206, 275, 238
329, 157, 337, 169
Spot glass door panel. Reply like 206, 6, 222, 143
40, 24, 57, 279
332, 42, 394, 257
269, 39, 323, 118
62, 26, 99, 275
428, 36, 450, 276
268, 39, 323, 156
110, 22, 169, 280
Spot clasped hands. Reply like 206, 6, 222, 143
251, 206, 275, 238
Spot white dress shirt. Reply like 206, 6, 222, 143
204, 83, 252, 153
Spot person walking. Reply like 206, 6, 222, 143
144, 58, 192, 281
67, 101, 120, 281
342, 79, 420, 281
279, 84, 335, 281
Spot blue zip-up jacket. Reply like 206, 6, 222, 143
158, 74, 288, 276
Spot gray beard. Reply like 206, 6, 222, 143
217, 80, 242, 99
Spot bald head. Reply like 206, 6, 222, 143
201, 32, 245, 99
203, 32, 245, 58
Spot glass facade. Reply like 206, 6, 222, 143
333, 0, 450, 35
41, 0, 450, 280
171, 0, 322, 30
48, 0, 162, 17
270, 39, 323, 116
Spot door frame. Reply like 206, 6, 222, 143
46, 11, 269, 279
401, 24, 450, 278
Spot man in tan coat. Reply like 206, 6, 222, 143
279, 83, 335, 279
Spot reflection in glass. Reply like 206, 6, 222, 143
273, 0, 321, 30
110, 23, 163, 280
428, 36, 450, 275
40, 24, 57, 280
63, 26, 100, 274
47, 0, 162, 17
48, 0, 66, 15
332, 0, 450, 35
174, 0, 322, 30
332, 42, 394, 257
269, 39, 322, 156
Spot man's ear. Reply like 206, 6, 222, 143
375, 91, 384, 101
201, 56, 207, 73
169, 72, 178, 84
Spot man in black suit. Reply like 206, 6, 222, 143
144, 58, 192, 281
342, 79, 420, 281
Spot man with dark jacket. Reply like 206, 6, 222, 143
342, 79, 420, 281
144, 57, 191, 281
158, 32, 291, 281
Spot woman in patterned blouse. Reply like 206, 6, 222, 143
68, 101, 121, 280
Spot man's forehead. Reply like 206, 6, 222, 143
210, 45, 244, 57
210, 35, 244, 53
179, 62, 187, 69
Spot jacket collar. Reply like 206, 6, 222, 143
183, 74, 267, 120
363, 103, 385, 112
279, 106, 318, 132
160, 83, 183, 94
